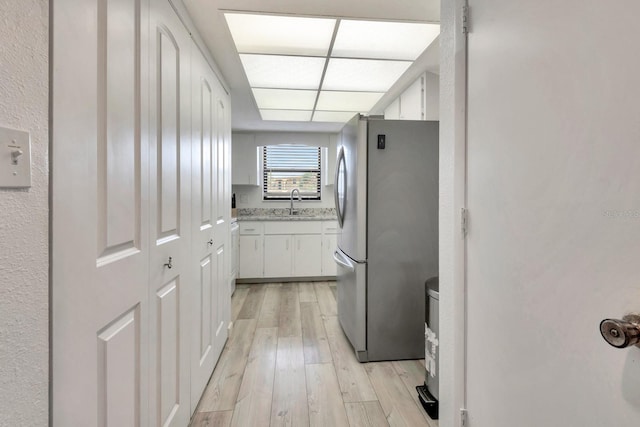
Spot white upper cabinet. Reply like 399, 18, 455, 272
231, 133, 260, 185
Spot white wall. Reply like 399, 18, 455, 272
232, 131, 338, 209
0, 1, 49, 425
423, 71, 439, 120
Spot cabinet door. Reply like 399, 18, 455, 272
230, 227, 238, 277
231, 133, 259, 185
264, 235, 292, 278
322, 234, 338, 276
293, 235, 322, 277
239, 235, 263, 278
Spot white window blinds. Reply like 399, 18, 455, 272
263, 145, 322, 200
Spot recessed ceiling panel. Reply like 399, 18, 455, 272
333, 20, 440, 60
240, 54, 325, 90
252, 88, 317, 110
322, 58, 412, 92
225, 13, 336, 56
312, 111, 360, 123
316, 91, 384, 112
260, 110, 313, 121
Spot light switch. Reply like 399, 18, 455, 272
0, 126, 31, 188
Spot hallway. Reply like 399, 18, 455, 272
190, 282, 437, 427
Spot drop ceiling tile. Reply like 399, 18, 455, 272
312, 111, 360, 123
316, 91, 384, 112
252, 88, 317, 110
333, 20, 440, 60
260, 110, 313, 121
322, 58, 412, 92
240, 54, 325, 90
225, 13, 336, 56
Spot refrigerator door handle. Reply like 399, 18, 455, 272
334, 147, 346, 228
333, 250, 355, 272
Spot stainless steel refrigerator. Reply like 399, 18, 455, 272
333, 114, 439, 362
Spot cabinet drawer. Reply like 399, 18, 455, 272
322, 221, 339, 234
264, 221, 322, 235
239, 222, 263, 235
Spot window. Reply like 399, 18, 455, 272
263, 145, 321, 200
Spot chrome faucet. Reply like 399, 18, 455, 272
290, 188, 301, 215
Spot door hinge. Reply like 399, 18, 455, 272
461, 408, 468, 426
461, 208, 468, 237
462, 2, 470, 34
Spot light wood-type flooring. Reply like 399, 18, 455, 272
190, 282, 438, 427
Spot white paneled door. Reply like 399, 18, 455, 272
148, 0, 192, 425
465, 0, 640, 425
189, 42, 230, 412
52, 0, 151, 425
52, 0, 230, 425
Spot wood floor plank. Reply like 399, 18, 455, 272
196, 319, 257, 412
270, 336, 310, 427
298, 282, 317, 302
344, 402, 390, 427
305, 364, 350, 427
314, 282, 337, 316
257, 283, 282, 328
365, 362, 432, 427
300, 302, 332, 364
190, 410, 233, 427
231, 286, 250, 321
237, 284, 267, 320
324, 315, 377, 402
392, 360, 436, 425
278, 283, 302, 337
231, 327, 278, 427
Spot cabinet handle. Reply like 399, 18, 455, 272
255, 240, 258, 251
286, 240, 289, 250
245, 228, 255, 232
298, 240, 301, 250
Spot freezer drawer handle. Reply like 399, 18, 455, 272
333, 250, 355, 272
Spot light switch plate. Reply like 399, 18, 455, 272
0, 126, 31, 188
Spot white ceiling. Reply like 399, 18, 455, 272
181, 0, 440, 132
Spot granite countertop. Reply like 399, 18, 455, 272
236, 208, 337, 222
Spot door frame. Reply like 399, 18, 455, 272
439, 0, 468, 425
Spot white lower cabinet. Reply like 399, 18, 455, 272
238, 219, 337, 279
239, 222, 264, 278
264, 235, 292, 277
321, 221, 339, 276
322, 233, 338, 276
293, 234, 323, 277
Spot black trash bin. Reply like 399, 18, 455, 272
417, 276, 439, 419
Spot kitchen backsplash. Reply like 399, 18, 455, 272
238, 207, 336, 217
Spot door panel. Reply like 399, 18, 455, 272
148, 1, 191, 425
466, 1, 640, 425
157, 28, 180, 237
52, 0, 149, 424
97, 307, 140, 427
156, 280, 179, 425
98, 0, 139, 257
190, 43, 229, 412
